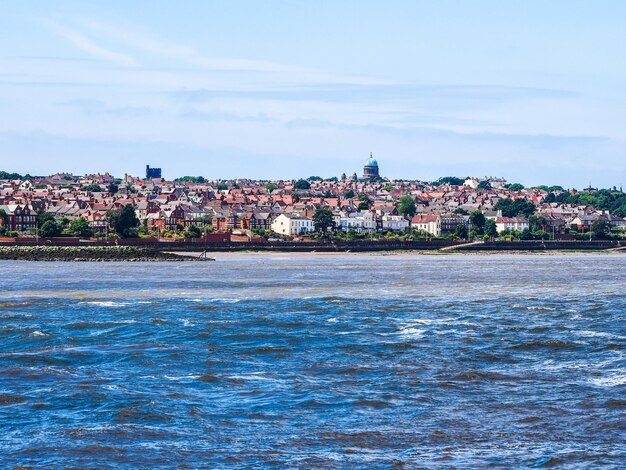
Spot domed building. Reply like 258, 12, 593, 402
363, 153, 380, 179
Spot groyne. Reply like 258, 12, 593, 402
0, 246, 211, 262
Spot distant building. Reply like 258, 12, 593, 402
146, 165, 162, 179
496, 217, 530, 233
363, 153, 380, 179
463, 177, 480, 189
381, 214, 409, 231
411, 214, 442, 236
271, 213, 314, 236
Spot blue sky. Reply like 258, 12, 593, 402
1, 0, 625, 187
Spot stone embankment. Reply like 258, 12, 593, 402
0, 246, 210, 262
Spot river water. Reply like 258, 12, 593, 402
1, 253, 625, 468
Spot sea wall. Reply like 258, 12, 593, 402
0, 239, 462, 252
0, 239, 622, 253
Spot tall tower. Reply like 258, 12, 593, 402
146, 165, 162, 179
363, 153, 380, 179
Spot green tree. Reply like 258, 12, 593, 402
83, 183, 102, 192
217, 182, 228, 190
453, 224, 468, 239
174, 176, 206, 183
494, 198, 536, 218
265, 183, 277, 192
477, 180, 492, 190
294, 179, 311, 190
0, 171, 25, 180
39, 219, 61, 237
344, 189, 355, 199
591, 219, 610, 239
469, 210, 486, 234
398, 195, 417, 219
68, 217, 93, 237
107, 204, 139, 237
434, 176, 464, 186
528, 215, 547, 233
313, 207, 335, 233
36, 211, 55, 227
484, 219, 498, 238
357, 194, 371, 211
507, 183, 525, 191
185, 224, 202, 238
308, 176, 322, 181
0, 209, 7, 227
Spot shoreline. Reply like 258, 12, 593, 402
0, 244, 623, 262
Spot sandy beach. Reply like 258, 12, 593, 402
171, 249, 626, 261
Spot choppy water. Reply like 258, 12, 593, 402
1, 253, 625, 468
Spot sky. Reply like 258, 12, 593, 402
1, 0, 625, 188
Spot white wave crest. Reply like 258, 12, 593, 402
589, 373, 626, 387
82, 301, 128, 308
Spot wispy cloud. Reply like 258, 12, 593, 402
82, 19, 396, 86
85, 20, 299, 73
43, 19, 137, 67
170, 83, 578, 106
58, 98, 151, 117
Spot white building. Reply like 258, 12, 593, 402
381, 214, 410, 231
410, 214, 441, 236
339, 211, 376, 233
271, 213, 315, 236
495, 217, 530, 233
463, 178, 480, 189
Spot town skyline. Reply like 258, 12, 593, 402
0, 163, 622, 192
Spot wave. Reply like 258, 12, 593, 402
81, 301, 129, 308
588, 373, 626, 387
396, 327, 425, 339
577, 330, 625, 340
31, 330, 50, 337
512, 305, 557, 311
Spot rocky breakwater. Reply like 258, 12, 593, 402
0, 245, 210, 262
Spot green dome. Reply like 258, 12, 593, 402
365, 155, 378, 167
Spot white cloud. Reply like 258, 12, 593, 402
81, 19, 396, 86
43, 19, 138, 67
